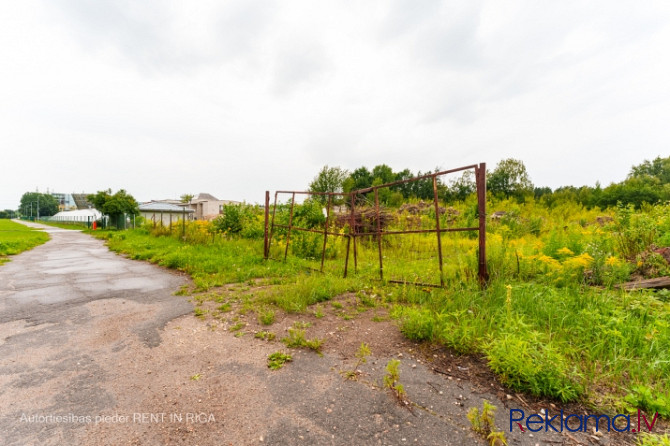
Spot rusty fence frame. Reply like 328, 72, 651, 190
264, 162, 488, 286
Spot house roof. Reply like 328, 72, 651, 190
139, 202, 194, 212
193, 192, 219, 202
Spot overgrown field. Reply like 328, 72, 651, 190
0, 219, 49, 264
93, 198, 670, 419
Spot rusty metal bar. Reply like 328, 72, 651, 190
275, 190, 348, 196
264, 191, 270, 259
355, 227, 479, 237
267, 192, 279, 259
343, 236, 351, 278
283, 192, 296, 261
375, 187, 383, 281
343, 191, 355, 278
432, 175, 445, 287
320, 194, 332, 272
272, 225, 345, 237
351, 191, 358, 272
476, 163, 489, 284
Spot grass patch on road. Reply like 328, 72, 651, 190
0, 220, 50, 264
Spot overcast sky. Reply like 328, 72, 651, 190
1, 0, 669, 209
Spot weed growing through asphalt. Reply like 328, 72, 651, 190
384, 359, 406, 403
343, 343, 371, 380
217, 303, 232, 312
267, 352, 292, 370
258, 307, 275, 325
281, 328, 324, 354
229, 322, 245, 332
254, 331, 276, 341
467, 400, 507, 446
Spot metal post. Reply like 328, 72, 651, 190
476, 163, 489, 284
169, 214, 172, 233
375, 187, 383, 281
182, 208, 186, 237
267, 192, 279, 259
351, 192, 358, 271
432, 175, 445, 287
263, 191, 270, 259
37, 195, 39, 220
283, 192, 296, 261
343, 191, 358, 277
320, 194, 332, 272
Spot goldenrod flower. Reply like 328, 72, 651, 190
605, 256, 620, 266
557, 247, 574, 256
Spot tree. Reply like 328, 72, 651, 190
487, 159, 534, 200
19, 192, 58, 218
349, 167, 374, 191
629, 156, 670, 184
87, 189, 139, 227
371, 164, 394, 185
450, 170, 477, 201
308, 166, 349, 203
180, 194, 194, 204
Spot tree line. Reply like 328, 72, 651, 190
309, 156, 670, 208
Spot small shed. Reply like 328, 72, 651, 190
139, 202, 194, 226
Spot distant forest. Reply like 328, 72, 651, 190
308, 156, 670, 209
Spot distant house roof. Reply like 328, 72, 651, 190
193, 193, 219, 202
139, 202, 194, 213
72, 193, 93, 210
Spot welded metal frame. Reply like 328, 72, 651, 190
264, 163, 488, 286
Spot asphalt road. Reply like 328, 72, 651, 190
0, 222, 191, 445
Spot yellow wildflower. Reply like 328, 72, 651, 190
537, 255, 561, 269
557, 247, 574, 256
605, 256, 620, 266
563, 253, 594, 269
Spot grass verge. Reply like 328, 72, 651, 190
0, 220, 50, 264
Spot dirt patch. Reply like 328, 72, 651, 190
79, 285, 663, 445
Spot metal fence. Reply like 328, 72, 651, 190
264, 163, 488, 287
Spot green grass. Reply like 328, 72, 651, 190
92, 227, 303, 290
0, 220, 50, 263
38, 220, 91, 230
88, 204, 670, 417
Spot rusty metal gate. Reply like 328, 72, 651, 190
264, 163, 488, 287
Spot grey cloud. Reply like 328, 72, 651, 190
272, 40, 328, 95
46, 0, 276, 74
